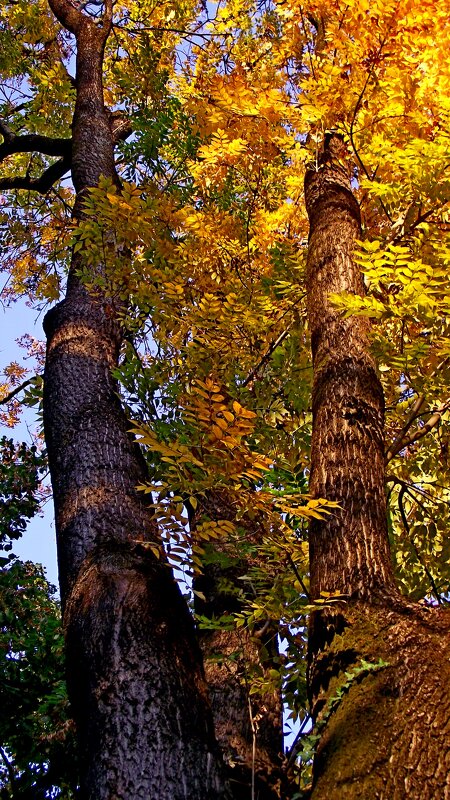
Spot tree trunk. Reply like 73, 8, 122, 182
305, 133, 394, 602
304, 134, 450, 799
189, 491, 284, 799
43, 4, 229, 798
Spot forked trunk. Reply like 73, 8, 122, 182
43, 5, 229, 798
304, 134, 450, 799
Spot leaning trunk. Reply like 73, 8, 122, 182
43, 6, 228, 798
304, 134, 450, 798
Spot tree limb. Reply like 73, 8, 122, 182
242, 324, 293, 387
47, 0, 84, 35
386, 398, 450, 463
397, 487, 443, 604
0, 154, 71, 194
0, 746, 17, 796
111, 113, 133, 143
385, 393, 427, 463
0, 131, 71, 163
0, 116, 132, 195
0, 378, 34, 405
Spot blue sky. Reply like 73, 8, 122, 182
1, 299, 59, 587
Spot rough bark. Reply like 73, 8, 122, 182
308, 602, 450, 800
304, 134, 450, 799
43, 4, 229, 798
305, 133, 394, 601
190, 492, 284, 799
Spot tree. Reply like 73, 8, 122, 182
0, 558, 76, 799
0, 437, 76, 798
1, 0, 450, 798
305, 131, 450, 799
2, 0, 232, 797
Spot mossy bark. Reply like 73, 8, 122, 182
309, 602, 450, 799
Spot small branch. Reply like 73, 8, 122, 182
398, 488, 443, 604
0, 154, 71, 194
0, 745, 17, 798
391, 206, 438, 246
386, 398, 450, 463
285, 712, 312, 770
242, 325, 293, 387
287, 553, 310, 601
252, 617, 271, 639
247, 696, 256, 800
0, 378, 34, 405
385, 393, 426, 463
399, 401, 450, 448
347, 33, 393, 224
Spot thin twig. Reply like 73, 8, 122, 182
243, 324, 294, 387
285, 712, 312, 770
247, 696, 256, 800
398, 488, 443, 604
287, 553, 310, 601
0, 378, 34, 405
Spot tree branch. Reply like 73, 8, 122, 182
0, 131, 71, 163
287, 553, 310, 601
111, 113, 133, 143
47, 0, 84, 35
397, 487, 443, 604
386, 398, 450, 463
385, 393, 427, 463
0, 115, 132, 195
242, 324, 293, 387
0, 154, 71, 194
0, 746, 17, 797
0, 378, 34, 405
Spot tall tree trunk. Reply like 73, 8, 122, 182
189, 492, 284, 799
304, 134, 450, 799
43, 3, 229, 798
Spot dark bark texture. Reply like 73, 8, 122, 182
308, 602, 450, 799
43, 4, 230, 797
190, 492, 284, 799
305, 133, 394, 601
305, 135, 450, 799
